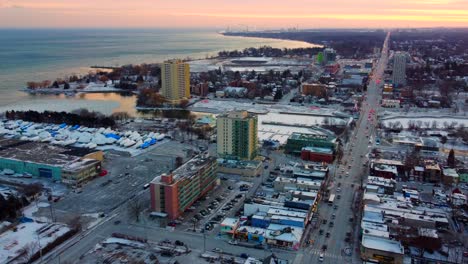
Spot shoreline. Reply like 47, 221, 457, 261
21, 87, 128, 95
219, 32, 322, 48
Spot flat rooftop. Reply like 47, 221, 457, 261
301, 146, 333, 154
362, 234, 404, 254
289, 132, 334, 142
152, 154, 217, 184
0, 138, 98, 168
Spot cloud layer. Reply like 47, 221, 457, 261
0, 0, 467, 28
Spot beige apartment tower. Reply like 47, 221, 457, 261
161, 60, 190, 104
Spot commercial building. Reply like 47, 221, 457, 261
273, 177, 322, 192
161, 60, 190, 105
220, 217, 240, 236
392, 52, 407, 87
285, 132, 336, 155
300, 147, 334, 163
442, 167, 459, 185
149, 155, 218, 220
300, 83, 327, 97
0, 138, 102, 186
382, 99, 401, 108
323, 48, 337, 64
217, 158, 263, 179
217, 111, 258, 160
360, 234, 404, 264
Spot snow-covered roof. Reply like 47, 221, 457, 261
361, 234, 404, 254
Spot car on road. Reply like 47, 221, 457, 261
322, 245, 328, 251
240, 253, 249, 259
325, 232, 330, 238
319, 229, 324, 235
322, 219, 327, 224
329, 222, 334, 227
212, 248, 223, 253
114, 220, 121, 225
331, 214, 336, 219
319, 253, 324, 262
228, 240, 238, 245
337, 188, 341, 192
337, 195, 341, 200
334, 205, 338, 209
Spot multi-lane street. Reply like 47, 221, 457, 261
296, 32, 390, 264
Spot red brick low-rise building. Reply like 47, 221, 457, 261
149, 155, 218, 220
300, 147, 334, 163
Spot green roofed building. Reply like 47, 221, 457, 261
285, 131, 336, 155
316, 52, 324, 65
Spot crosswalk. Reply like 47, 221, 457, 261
306, 248, 345, 260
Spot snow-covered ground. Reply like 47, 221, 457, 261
0, 221, 70, 263
23, 81, 124, 94
381, 116, 468, 128
191, 99, 348, 145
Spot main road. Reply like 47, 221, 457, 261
296, 32, 390, 264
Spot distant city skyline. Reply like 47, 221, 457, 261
1, 0, 467, 28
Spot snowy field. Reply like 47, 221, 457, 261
0, 221, 70, 263
191, 99, 349, 145
0, 200, 71, 263
381, 116, 468, 128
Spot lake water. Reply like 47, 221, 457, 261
0, 28, 313, 115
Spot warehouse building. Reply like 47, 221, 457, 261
0, 138, 103, 186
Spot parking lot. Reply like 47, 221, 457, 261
35, 140, 201, 223
172, 175, 252, 233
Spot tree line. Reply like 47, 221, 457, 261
5, 109, 116, 128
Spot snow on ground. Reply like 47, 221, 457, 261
81, 213, 105, 230
0, 222, 70, 263
22, 201, 51, 222
102, 237, 145, 248
381, 116, 468, 128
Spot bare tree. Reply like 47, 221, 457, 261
67, 216, 82, 232
128, 199, 144, 222
424, 121, 430, 129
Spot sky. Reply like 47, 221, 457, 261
0, 0, 467, 29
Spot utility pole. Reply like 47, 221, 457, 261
203, 229, 206, 252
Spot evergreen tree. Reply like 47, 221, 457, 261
447, 149, 455, 168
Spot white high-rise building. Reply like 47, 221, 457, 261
392, 52, 407, 87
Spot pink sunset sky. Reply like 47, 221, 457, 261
0, 0, 467, 28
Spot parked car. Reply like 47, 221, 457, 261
212, 248, 223, 253
240, 253, 249, 259
228, 240, 238, 245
